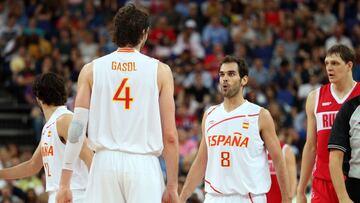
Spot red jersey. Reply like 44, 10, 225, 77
313, 82, 360, 180
266, 143, 287, 203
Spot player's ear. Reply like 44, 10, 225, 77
346, 61, 353, 72
241, 75, 248, 86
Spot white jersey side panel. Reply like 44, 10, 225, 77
41, 106, 88, 192
204, 101, 271, 195
88, 50, 163, 156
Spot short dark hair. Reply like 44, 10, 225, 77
220, 55, 249, 78
112, 4, 150, 47
32, 72, 67, 106
327, 44, 355, 64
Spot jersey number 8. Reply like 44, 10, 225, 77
221, 151, 230, 167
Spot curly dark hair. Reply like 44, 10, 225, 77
220, 55, 249, 78
32, 72, 67, 106
112, 4, 150, 47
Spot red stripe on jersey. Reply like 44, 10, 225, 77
204, 179, 223, 194
117, 48, 135, 52
207, 115, 246, 133
45, 121, 56, 129
248, 193, 254, 203
206, 113, 258, 133
207, 105, 219, 116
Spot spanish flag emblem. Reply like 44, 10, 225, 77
242, 121, 249, 129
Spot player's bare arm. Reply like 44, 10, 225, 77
56, 114, 94, 170
180, 112, 208, 202
297, 90, 317, 203
259, 108, 291, 202
330, 150, 353, 203
158, 62, 180, 203
284, 145, 297, 198
0, 144, 43, 179
57, 63, 93, 203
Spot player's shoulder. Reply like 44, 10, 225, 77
157, 61, 172, 78
56, 113, 73, 127
205, 104, 221, 116
246, 100, 262, 109
158, 61, 170, 71
305, 89, 319, 104
56, 113, 73, 138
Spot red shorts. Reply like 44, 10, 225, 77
311, 177, 338, 203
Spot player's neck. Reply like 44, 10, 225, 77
332, 78, 356, 98
42, 105, 60, 122
120, 43, 142, 51
223, 95, 246, 112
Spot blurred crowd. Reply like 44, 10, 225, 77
0, 0, 360, 202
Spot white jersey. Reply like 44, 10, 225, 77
204, 101, 271, 195
41, 106, 88, 192
88, 48, 163, 156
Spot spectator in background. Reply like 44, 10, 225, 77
183, 59, 212, 89
173, 19, 204, 59
249, 57, 270, 87
326, 22, 354, 50
202, 16, 229, 50
297, 74, 321, 102
78, 32, 98, 63
314, 0, 337, 35
0, 184, 23, 203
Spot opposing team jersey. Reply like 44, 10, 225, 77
88, 48, 163, 156
313, 82, 360, 180
41, 106, 88, 192
266, 142, 288, 203
204, 101, 271, 195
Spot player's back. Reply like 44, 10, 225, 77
88, 48, 163, 156
314, 82, 360, 180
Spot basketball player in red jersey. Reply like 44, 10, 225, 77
297, 44, 360, 203
267, 142, 297, 203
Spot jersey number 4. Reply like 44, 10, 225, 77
113, 78, 134, 110
221, 151, 230, 167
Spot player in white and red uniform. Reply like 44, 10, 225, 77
180, 56, 291, 203
56, 4, 179, 203
297, 44, 360, 203
0, 73, 93, 203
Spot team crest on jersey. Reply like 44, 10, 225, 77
242, 121, 249, 129
48, 130, 52, 137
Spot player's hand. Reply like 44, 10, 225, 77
162, 187, 180, 203
56, 186, 72, 203
296, 192, 307, 203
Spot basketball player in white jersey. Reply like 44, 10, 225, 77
56, 4, 179, 203
180, 56, 291, 203
0, 73, 93, 203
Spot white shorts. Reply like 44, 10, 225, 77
48, 189, 85, 203
204, 193, 266, 203
84, 150, 165, 203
